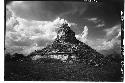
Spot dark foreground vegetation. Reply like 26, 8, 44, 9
5, 54, 123, 81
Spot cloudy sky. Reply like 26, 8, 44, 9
5, 1, 123, 55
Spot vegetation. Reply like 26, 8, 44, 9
5, 58, 122, 81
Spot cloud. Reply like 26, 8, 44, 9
87, 24, 121, 55
104, 24, 121, 41
87, 18, 97, 21
11, 1, 24, 6
87, 17, 105, 28
76, 26, 88, 43
102, 24, 121, 51
87, 17, 99, 23
6, 7, 13, 21
96, 23, 105, 28
5, 7, 76, 55
7, 1, 88, 21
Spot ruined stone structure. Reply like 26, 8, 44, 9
31, 23, 104, 66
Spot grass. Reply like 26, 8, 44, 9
4, 59, 122, 81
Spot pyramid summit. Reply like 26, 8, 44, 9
55, 23, 78, 44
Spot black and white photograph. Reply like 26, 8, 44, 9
5, 0, 123, 81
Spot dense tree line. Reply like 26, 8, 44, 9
5, 53, 29, 62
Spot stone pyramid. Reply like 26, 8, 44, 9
32, 23, 104, 66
